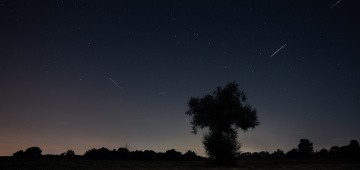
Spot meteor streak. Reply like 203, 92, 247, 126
270, 43, 287, 58
108, 77, 123, 89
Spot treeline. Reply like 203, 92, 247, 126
10, 139, 360, 160
83, 148, 203, 161
239, 139, 360, 160
12, 147, 203, 161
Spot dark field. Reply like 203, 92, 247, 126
1, 158, 360, 170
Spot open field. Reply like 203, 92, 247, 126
1, 158, 360, 170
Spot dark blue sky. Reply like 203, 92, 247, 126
1, 0, 359, 156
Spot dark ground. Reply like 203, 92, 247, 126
1, 157, 360, 170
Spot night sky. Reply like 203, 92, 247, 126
1, 0, 360, 156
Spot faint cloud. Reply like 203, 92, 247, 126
60, 121, 69, 125
0, 140, 24, 145
289, 131, 305, 135
329, 137, 354, 142
157, 91, 167, 96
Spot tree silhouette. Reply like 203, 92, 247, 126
347, 140, 360, 158
117, 147, 130, 159
286, 148, 298, 158
22, 147, 42, 157
164, 149, 182, 160
64, 150, 75, 157
84, 147, 113, 159
186, 82, 259, 165
329, 145, 340, 158
298, 139, 313, 158
183, 150, 201, 161
12, 147, 42, 158
12, 150, 25, 157
271, 149, 285, 159
337, 139, 360, 158
317, 148, 329, 158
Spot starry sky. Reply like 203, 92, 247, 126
1, 0, 360, 156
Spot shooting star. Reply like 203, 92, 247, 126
108, 76, 123, 90
331, 0, 342, 8
270, 43, 287, 58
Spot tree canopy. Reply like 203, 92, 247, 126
298, 139, 314, 157
186, 82, 259, 165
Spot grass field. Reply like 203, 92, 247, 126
1, 158, 360, 169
